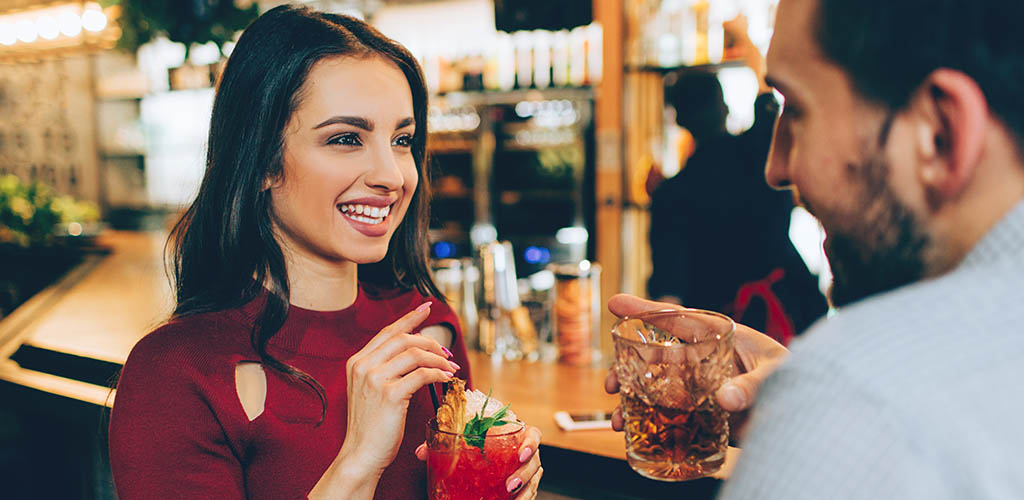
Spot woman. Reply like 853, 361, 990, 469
108, 6, 542, 499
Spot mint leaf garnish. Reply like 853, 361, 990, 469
461, 389, 515, 454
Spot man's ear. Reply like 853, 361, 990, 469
912, 69, 988, 206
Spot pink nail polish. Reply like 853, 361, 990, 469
506, 478, 522, 493
443, 371, 455, 379
519, 447, 532, 463
415, 301, 432, 313
448, 361, 461, 372
441, 346, 453, 358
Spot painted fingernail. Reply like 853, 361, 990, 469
415, 301, 433, 313
519, 447, 532, 463
506, 478, 522, 493
415, 443, 426, 455
441, 346, 453, 358
443, 371, 455, 379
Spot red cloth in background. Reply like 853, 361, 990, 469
109, 285, 471, 500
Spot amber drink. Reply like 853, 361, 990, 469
612, 309, 735, 481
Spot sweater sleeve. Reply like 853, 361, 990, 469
109, 326, 247, 499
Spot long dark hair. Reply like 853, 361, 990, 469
167, 5, 441, 419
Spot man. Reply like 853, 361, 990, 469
607, 0, 1024, 497
647, 17, 827, 344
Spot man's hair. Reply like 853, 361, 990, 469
816, 0, 1024, 148
666, 70, 728, 140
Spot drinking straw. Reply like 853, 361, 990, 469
428, 383, 441, 412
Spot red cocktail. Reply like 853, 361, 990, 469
426, 418, 525, 500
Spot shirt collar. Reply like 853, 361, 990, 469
959, 199, 1024, 271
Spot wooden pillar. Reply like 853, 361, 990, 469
593, 0, 624, 357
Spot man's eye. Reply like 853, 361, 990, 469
393, 134, 413, 148
328, 133, 362, 146
782, 104, 802, 119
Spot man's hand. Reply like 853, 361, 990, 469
603, 294, 789, 441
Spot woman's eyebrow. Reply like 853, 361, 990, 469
313, 116, 373, 131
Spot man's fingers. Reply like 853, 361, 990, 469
611, 406, 624, 431
715, 380, 751, 412
604, 369, 620, 394
607, 294, 683, 319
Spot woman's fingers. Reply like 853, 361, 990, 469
514, 465, 542, 500
350, 333, 449, 381
359, 302, 433, 354
517, 426, 542, 464
369, 346, 460, 384
389, 367, 455, 400
507, 426, 542, 494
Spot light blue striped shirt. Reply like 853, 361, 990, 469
720, 200, 1024, 499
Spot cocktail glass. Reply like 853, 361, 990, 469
426, 418, 526, 500
612, 308, 735, 481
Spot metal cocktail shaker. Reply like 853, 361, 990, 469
477, 241, 538, 359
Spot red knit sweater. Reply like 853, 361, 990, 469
109, 285, 471, 500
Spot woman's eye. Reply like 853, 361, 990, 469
328, 133, 362, 146
392, 134, 413, 148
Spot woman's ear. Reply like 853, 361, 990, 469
912, 69, 988, 207
263, 174, 282, 192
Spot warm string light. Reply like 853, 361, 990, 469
0, 2, 108, 48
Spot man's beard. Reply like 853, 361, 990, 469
818, 114, 933, 308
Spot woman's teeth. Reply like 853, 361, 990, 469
338, 203, 391, 225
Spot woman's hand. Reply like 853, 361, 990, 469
506, 426, 543, 499
310, 302, 458, 499
415, 425, 544, 499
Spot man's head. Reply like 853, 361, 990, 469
667, 71, 729, 141
765, 0, 1024, 307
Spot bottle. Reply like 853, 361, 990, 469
513, 31, 534, 89
532, 29, 552, 89
551, 30, 571, 87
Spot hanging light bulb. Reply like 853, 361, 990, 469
37, 15, 60, 40
81, 8, 107, 33
58, 10, 82, 38
0, 23, 16, 46
16, 19, 38, 43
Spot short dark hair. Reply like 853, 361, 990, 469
169, 5, 439, 421
816, 0, 1024, 149
666, 70, 728, 140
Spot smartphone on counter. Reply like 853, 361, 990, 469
554, 410, 615, 431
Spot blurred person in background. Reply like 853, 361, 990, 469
108, 6, 542, 500
611, 0, 1024, 497
647, 16, 827, 345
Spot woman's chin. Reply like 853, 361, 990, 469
344, 248, 390, 265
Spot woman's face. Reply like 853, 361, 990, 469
270, 56, 418, 268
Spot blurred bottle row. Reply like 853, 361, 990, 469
409, 24, 604, 95
630, 0, 778, 68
